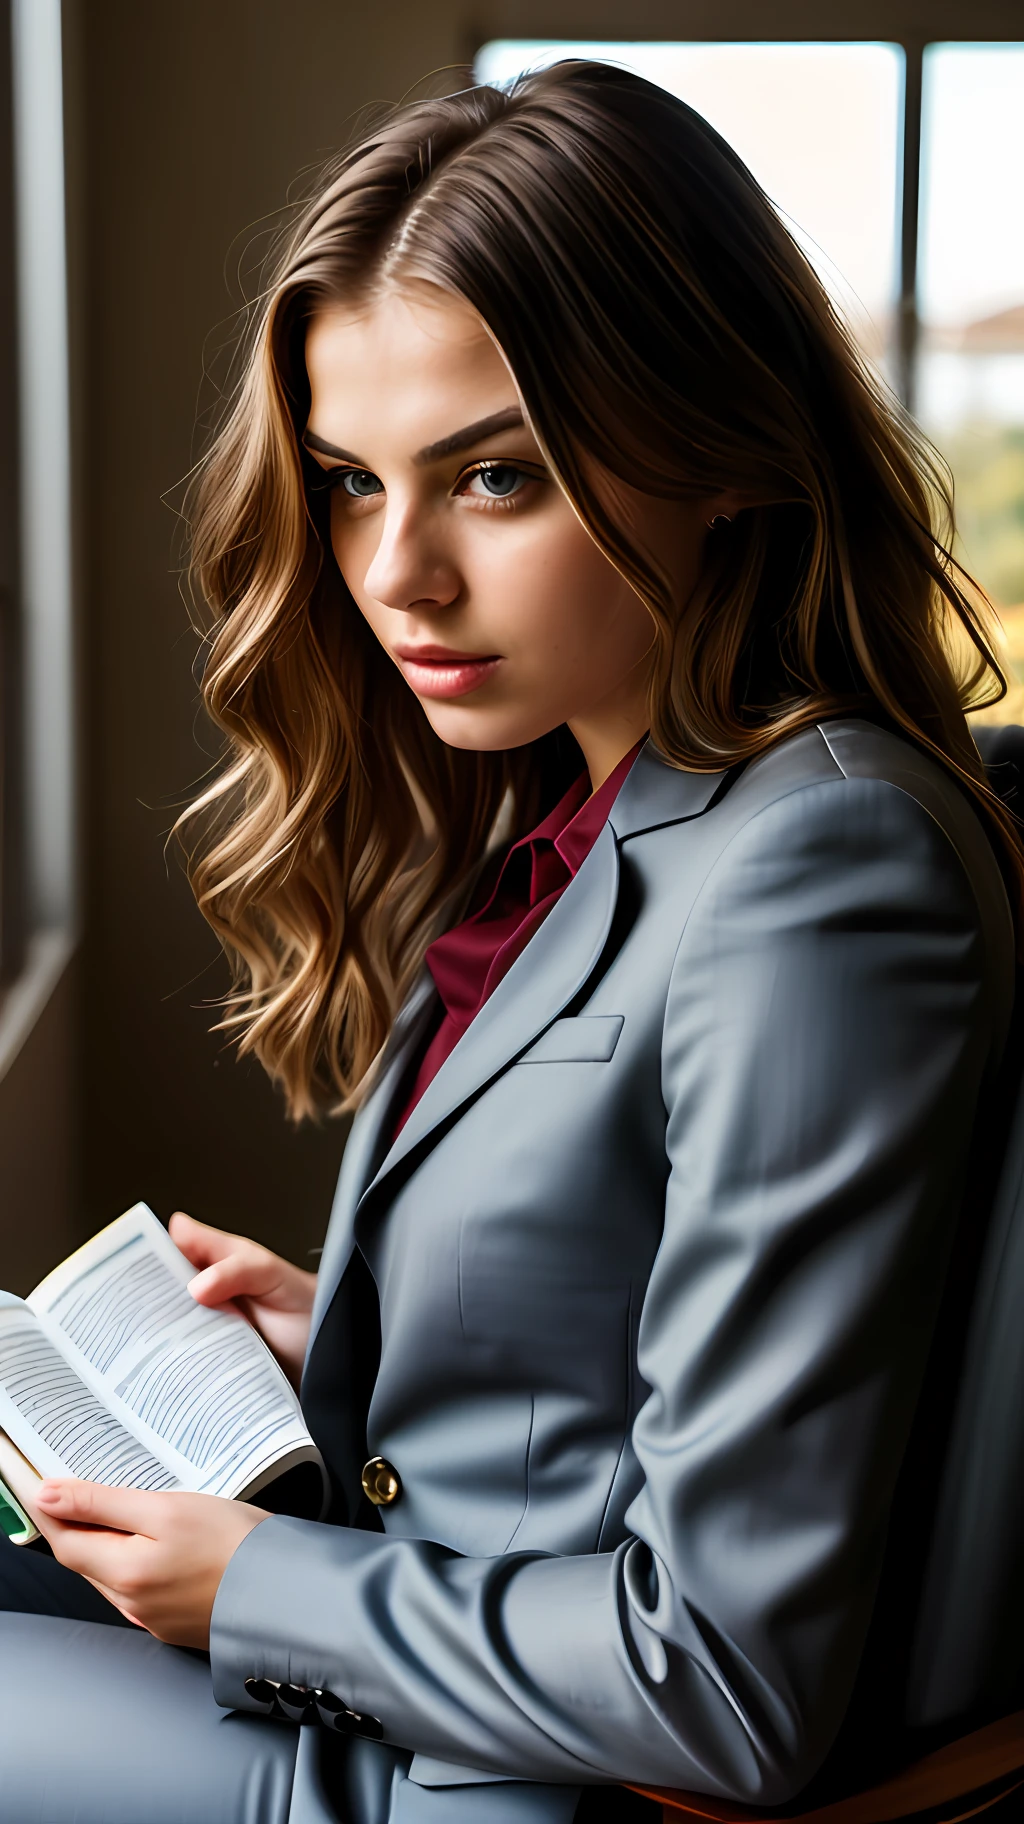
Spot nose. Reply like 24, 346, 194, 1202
362, 494, 460, 615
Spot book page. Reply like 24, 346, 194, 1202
0, 1296, 178, 1489
28, 1205, 319, 1500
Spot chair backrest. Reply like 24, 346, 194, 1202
905, 723, 1024, 1725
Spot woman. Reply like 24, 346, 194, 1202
1, 61, 1019, 1824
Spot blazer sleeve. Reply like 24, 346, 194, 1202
209, 774, 1004, 1806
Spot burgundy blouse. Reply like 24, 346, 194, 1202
394, 741, 642, 1134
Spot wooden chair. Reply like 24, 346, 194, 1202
630, 1707, 1024, 1821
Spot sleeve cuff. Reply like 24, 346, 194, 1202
209, 1512, 382, 1719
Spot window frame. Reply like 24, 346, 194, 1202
0, 0, 75, 1071
0, 0, 24, 985
469, 6, 1022, 415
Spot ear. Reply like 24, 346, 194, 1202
703, 485, 803, 528
700, 481, 806, 525
703, 488, 745, 529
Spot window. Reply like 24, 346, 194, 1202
476, 41, 903, 379
476, 35, 1024, 724
0, 0, 23, 983
0, 0, 74, 1014
918, 44, 1024, 720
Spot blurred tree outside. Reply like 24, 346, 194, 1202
945, 422, 1024, 722
916, 45, 1024, 728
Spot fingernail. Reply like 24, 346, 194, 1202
37, 1482, 61, 1504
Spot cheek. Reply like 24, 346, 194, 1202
328, 503, 374, 597
506, 515, 649, 670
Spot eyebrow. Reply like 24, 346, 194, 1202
302, 406, 526, 470
412, 407, 525, 466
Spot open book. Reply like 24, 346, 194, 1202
0, 1203, 327, 1545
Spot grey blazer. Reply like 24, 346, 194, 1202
209, 719, 1015, 1824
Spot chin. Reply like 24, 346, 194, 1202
420, 703, 557, 753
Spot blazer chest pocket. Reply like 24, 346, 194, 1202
517, 1015, 623, 1064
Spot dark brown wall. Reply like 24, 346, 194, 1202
66, 0, 1024, 1269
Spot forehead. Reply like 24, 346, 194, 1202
304, 288, 519, 450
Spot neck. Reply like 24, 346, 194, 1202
568, 709, 651, 793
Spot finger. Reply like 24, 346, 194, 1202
35, 1478, 163, 1538
42, 1512, 146, 1585
169, 1214, 279, 1307
53, 1536, 153, 1602
186, 1251, 282, 1308
168, 1212, 245, 1271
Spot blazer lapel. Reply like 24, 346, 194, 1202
610, 740, 729, 840
355, 745, 732, 1215
356, 816, 621, 1213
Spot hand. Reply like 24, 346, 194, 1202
170, 1212, 317, 1389
32, 1479, 267, 1647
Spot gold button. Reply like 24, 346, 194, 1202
361, 1456, 402, 1506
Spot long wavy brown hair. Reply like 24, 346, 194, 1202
179, 60, 1021, 1120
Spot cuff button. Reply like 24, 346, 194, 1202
313, 1690, 384, 1739
276, 1683, 316, 1723
244, 1677, 279, 1706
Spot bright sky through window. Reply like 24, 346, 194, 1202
475, 41, 903, 364
919, 44, 1024, 332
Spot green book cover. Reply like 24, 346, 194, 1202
0, 1476, 35, 1545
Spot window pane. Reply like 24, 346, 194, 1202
0, 0, 24, 984
476, 41, 903, 373
918, 44, 1024, 722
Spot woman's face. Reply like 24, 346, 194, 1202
304, 286, 723, 787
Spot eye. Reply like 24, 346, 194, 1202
339, 469, 383, 498
463, 462, 528, 500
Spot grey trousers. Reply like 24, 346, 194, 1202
0, 1538, 647, 1824
0, 1534, 305, 1823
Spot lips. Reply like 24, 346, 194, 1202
394, 645, 502, 701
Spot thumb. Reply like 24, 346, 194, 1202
35, 1477, 161, 1536
169, 1211, 241, 1271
